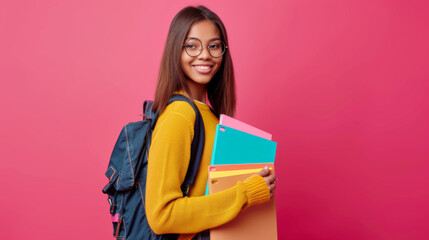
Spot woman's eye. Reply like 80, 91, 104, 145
186, 44, 197, 49
208, 44, 220, 49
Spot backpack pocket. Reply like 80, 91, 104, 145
109, 121, 151, 191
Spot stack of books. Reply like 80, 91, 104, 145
207, 114, 278, 240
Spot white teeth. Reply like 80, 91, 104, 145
194, 66, 211, 69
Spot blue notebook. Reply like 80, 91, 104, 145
210, 125, 277, 165
205, 124, 277, 194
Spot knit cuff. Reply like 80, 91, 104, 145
242, 175, 271, 209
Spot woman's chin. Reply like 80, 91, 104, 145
186, 76, 212, 86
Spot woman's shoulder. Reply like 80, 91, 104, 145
156, 101, 196, 128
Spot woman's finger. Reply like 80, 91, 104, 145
269, 183, 276, 192
256, 166, 270, 177
266, 174, 276, 184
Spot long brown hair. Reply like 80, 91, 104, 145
152, 6, 236, 118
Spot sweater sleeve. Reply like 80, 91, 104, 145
145, 103, 270, 234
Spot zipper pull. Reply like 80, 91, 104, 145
109, 196, 116, 215
115, 215, 122, 238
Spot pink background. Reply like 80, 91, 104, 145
1, 0, 428, 239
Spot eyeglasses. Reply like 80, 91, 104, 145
183, 38, 228, 58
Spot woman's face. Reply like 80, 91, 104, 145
181, 20, 223, 86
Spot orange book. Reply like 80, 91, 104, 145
208, 163, 277, 240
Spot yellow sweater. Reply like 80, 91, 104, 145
146, 99, 270, 240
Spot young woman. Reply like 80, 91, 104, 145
146, 6, 277, 240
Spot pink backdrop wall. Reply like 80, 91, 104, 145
1, 0, 428, 239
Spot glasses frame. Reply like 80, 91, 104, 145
182, 37, 228, 58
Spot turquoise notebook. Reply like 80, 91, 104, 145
205, 124, 277, 195
210, 124, 277, 165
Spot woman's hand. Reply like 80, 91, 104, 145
255, 166, 277, 198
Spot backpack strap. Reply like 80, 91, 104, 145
143, 100, 155, 120
143, 95, 205, 196
167, 95, 205, 196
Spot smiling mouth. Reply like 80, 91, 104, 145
193, 65, 213, 69
192, 65, 214, 74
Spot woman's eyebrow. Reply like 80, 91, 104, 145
186, 37, 221, 41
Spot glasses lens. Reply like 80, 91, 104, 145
184, 39, 202, 57
208, 40, 225, 58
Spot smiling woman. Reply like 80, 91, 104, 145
143, 5, 277, 240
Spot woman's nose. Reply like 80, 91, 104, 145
198, 46, 212, 59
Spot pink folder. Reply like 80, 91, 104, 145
219, 114, 272, 140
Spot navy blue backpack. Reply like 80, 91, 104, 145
102, 95, 207, 240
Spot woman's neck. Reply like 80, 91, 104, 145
186, 79, 207, 103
